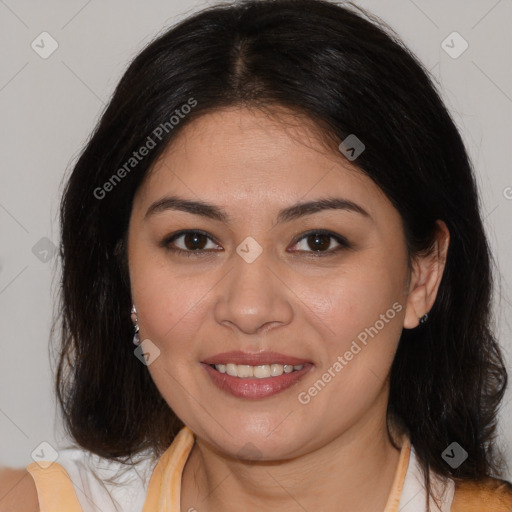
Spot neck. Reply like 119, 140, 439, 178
180, 399, 403, 512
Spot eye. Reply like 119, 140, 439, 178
289, 230, 350, 256
161, 230, 221, 257
161, 229, 350, 258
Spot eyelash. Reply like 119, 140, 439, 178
160, 229, 351, 258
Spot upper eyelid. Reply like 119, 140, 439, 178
165, 230, 220, 246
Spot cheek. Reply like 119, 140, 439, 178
129, 247, 217, 362
129, 243, 181, 342
307, 254, 406, 345
299, 270, 404, 421
134, 276, 200, 348
300, 256, 406, 411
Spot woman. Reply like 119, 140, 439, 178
1, 0, 511, 510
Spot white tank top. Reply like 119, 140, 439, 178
50, 444, 158, 511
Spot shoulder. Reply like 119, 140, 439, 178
0, 467, 39, 512
451, 476, 512, 512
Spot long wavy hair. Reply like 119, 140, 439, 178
54, 0, 510, 508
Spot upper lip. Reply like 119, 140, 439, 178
202, 351, 312, 366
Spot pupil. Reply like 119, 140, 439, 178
185, 232, 206, 250
309, 234, 329, 251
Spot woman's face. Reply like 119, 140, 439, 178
127, 106, 416, 459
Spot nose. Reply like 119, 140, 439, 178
213, 248, 294, 336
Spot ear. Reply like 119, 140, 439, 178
403, 220, 450, 329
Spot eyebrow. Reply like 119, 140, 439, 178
144, 195, 372, 224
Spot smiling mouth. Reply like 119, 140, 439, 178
202, 361, 313, 399
209, 363, 307, 378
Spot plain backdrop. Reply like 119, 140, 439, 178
1, 0, 511, 479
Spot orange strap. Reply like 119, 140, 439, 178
451, 477, 512, 511
142, 426, 195, 511
383, 437, 411, 512
26, 461, 83, 511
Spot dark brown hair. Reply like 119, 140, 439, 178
55, 0, 511, 508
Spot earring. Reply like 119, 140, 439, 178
419, 313, 429, 325
131, 304, 141, 346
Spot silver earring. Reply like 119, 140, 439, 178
131, 304, 141, 346
419, 313, 428, 325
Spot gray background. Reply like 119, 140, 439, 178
1, 0, 511, 478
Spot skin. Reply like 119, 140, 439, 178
0, 469, 39, 512
127, 105, 450, 512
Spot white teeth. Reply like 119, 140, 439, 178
270, 364, 284, 377
226, 363, 238, 377
237, 365, 254, 378
254, 365, 271, 378
213, 363, 305, 378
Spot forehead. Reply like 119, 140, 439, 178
134, 106, 390, 220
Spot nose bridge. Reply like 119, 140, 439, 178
213, 238, 293, 334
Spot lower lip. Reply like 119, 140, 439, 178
201, 363, 313, 399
